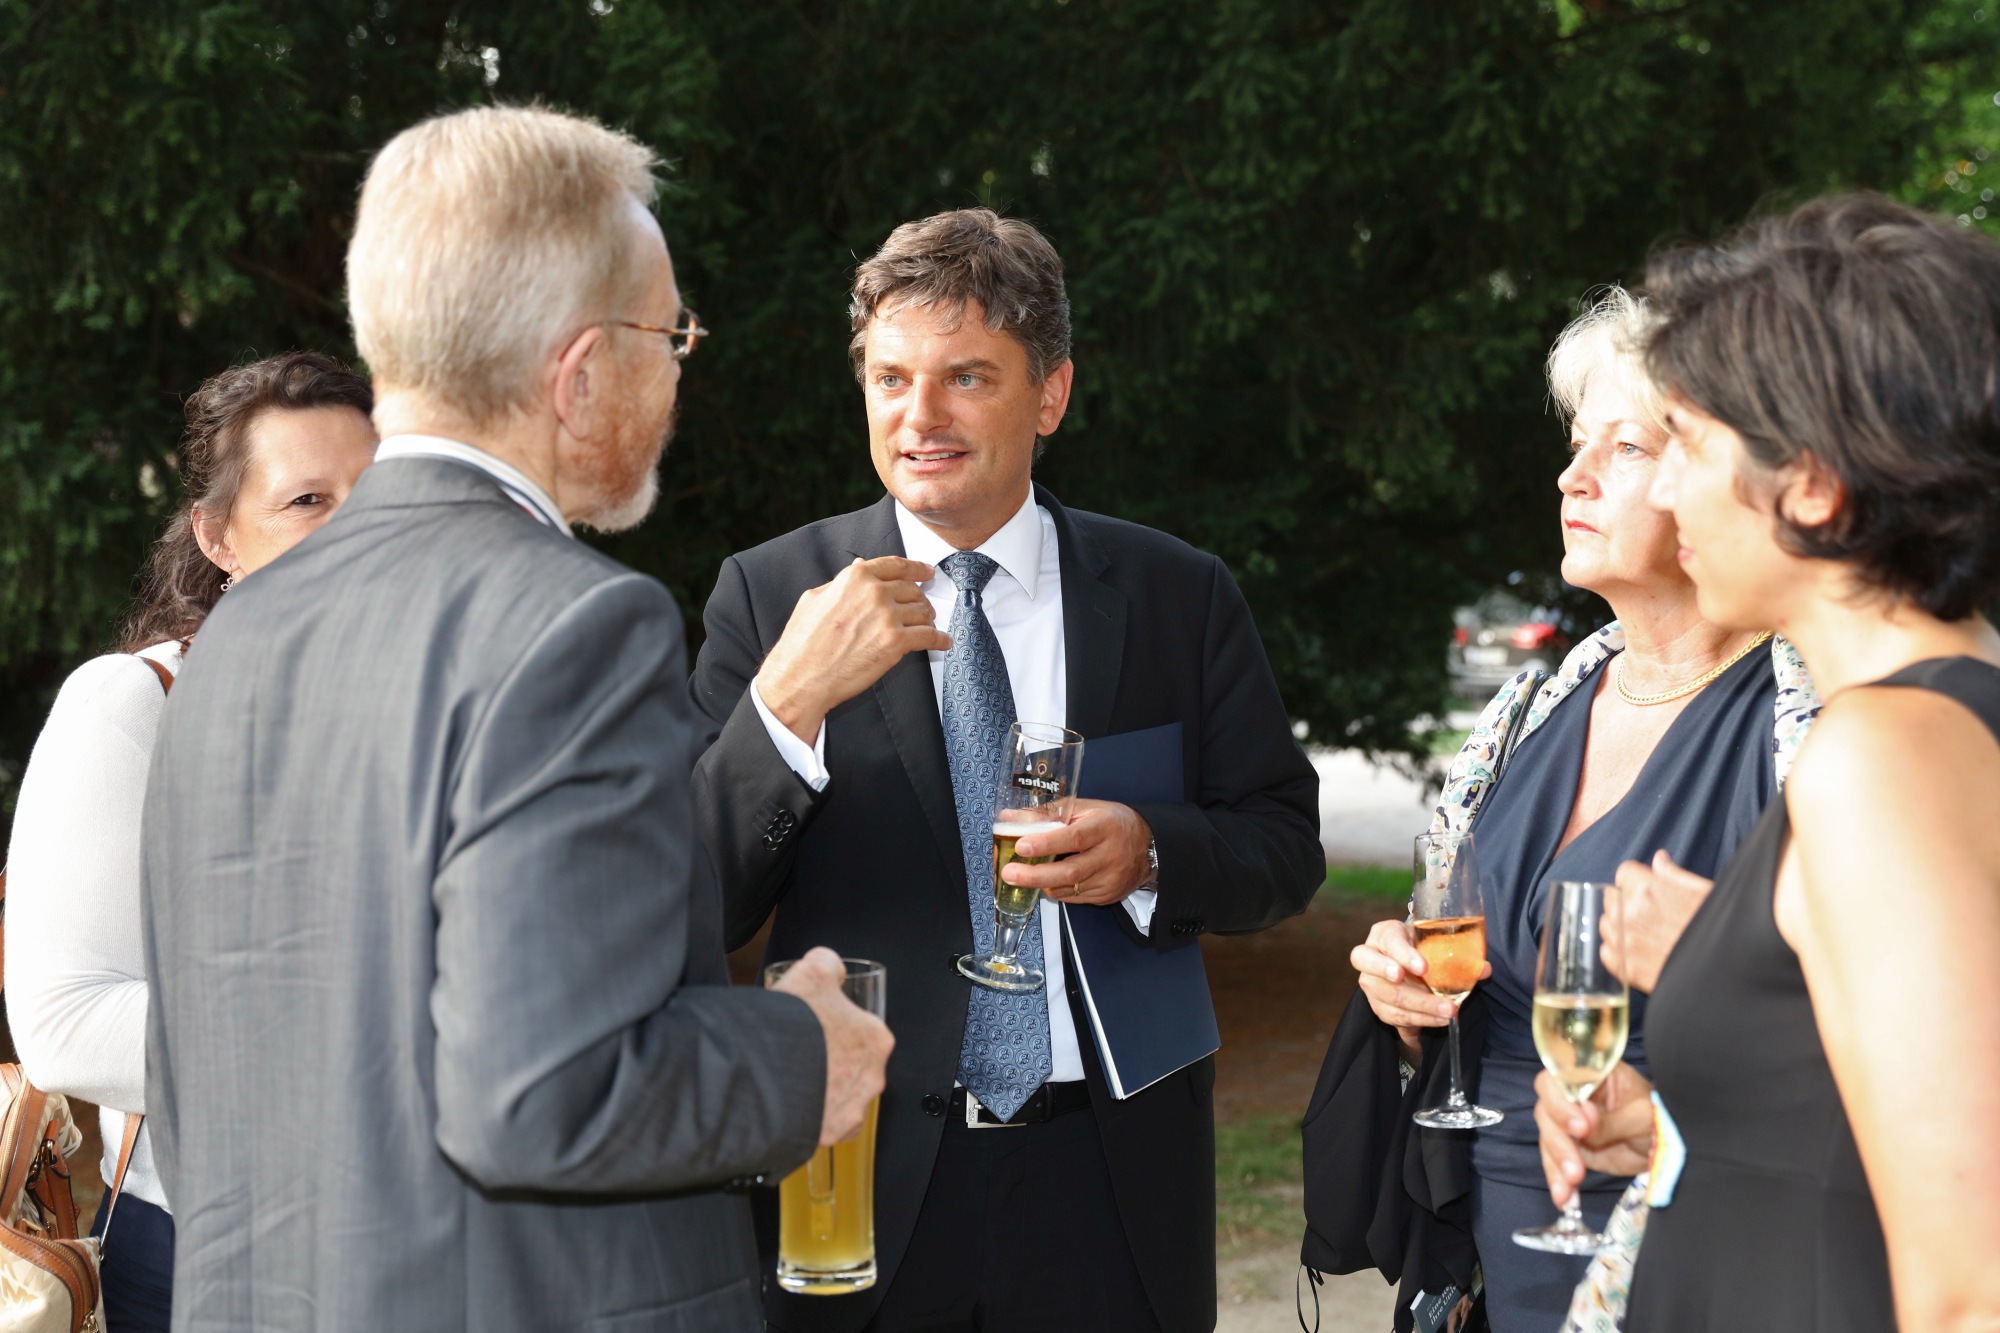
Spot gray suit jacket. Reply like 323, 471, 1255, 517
141, 457, 825, 1332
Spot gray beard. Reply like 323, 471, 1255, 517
574, 463, 659, 534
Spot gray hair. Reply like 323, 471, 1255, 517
347, 105, 659, 426
1547, 286, 1664, 431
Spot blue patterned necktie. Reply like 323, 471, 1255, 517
938, 551, 1052, 1120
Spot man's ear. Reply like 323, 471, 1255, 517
1035, 358, 1075, 437
551, 325, 610, 442
1776, 452, 1844, 531
191, 508, 237, 580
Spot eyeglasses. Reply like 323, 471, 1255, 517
607, 309, 708, 361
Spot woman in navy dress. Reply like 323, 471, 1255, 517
1537, 194, 2000, 1331
1347, 288, 1813, 1332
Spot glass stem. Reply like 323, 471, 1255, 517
1559, 1192, 1586, 1232
1559, 1091, 1590, 1230
1445, 1010, 1466, 1106
992, 912, 1026, 964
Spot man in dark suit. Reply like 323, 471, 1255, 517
691, 209, 1321, 1333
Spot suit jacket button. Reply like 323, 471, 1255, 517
922, 1094, 945, 1117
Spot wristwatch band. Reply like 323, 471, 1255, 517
1141, 837, 1160, 889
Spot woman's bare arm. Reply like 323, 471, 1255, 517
1780, 689, 2000, 1332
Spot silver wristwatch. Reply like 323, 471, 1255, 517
1141, 837, 1160, 889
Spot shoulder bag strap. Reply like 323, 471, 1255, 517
133, 654, 175, 695
0, 1076, 48, 1216
97, 1112, 143, 1247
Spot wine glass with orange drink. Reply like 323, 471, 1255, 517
1410, 830, 1504, 1129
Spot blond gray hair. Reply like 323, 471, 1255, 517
1547, 286, 1664, 431
347, 105, 659, 425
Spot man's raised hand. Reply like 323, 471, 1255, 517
755, 557, 951, 743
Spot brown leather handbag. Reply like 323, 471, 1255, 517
0, 1068, 143, 1332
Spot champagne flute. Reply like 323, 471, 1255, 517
1411, 831, 1504, 1129
955, 722, 1084, 992
1513, 879, 1630, 1253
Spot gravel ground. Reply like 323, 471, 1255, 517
1313, 745, 1444, 868
1218, 1246, 1398, 1332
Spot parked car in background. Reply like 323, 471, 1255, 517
1450, 591, 1569, 700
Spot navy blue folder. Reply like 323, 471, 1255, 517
1063, 722, 1223, 1098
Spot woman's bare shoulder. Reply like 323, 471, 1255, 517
1787, 683, 2000, 841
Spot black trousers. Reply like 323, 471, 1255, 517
865, 1105, 1162, 1333
90, 1188, 175, 1333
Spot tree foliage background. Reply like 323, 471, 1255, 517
4, 0, 1999, 842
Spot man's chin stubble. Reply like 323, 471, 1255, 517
575, 404, 674, 534
574, 465, 660, 534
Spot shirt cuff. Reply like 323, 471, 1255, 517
1121, 888, 1157, 935
750, 678, 829, 792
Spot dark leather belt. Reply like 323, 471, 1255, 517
951, 1082, 1091, 1128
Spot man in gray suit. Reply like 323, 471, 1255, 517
140, 105, 892, 1332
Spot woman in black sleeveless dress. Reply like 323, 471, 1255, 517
1534, 194, 2000, 1331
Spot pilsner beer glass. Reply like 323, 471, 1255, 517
1514, 880, 1629, 1254
956, 722, 1085, 993
763, 958, 887, 1294
1410, 831, 1504, 1129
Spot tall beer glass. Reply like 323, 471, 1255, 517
956, 722, 1085, 993
763, 957, 887, 1294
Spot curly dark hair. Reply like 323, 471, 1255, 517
1644, 192, 2000, 622
120, 352, 373, 651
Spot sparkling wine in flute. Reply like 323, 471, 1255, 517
1413, 915, 1486, 1004
1531, 994, 1630, 1101
1410, 831, 1504, 1129
1514, 880, 1628, 1255
992, 820, 1065, 919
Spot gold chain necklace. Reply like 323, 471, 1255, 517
1615, 632, 1773, 707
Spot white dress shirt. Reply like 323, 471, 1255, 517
752, 492, 1155, 1085
372, 435, 571, 535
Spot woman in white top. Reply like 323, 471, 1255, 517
4, 351, 377, 1332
